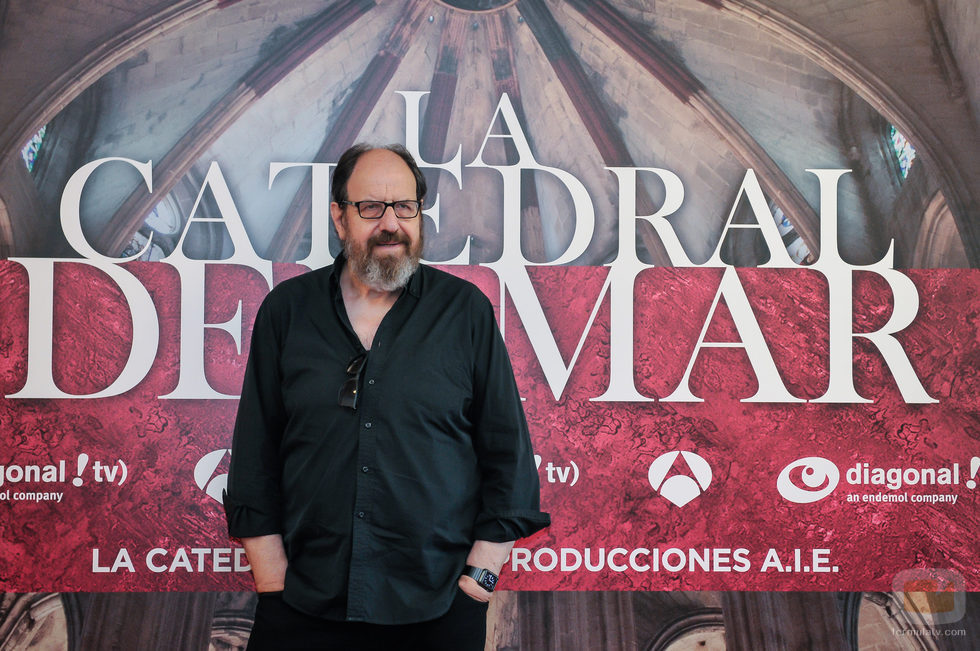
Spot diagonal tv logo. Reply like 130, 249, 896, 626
776, 457, 840, 503
647, 451, 712, 507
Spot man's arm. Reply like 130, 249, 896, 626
242, 534, 288, 593
457, 539, 514, 602
224, 297, 289, 592
460, 294, 550, 602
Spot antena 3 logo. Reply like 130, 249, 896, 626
195, 449, 231, 504
648, 451, 712, 507
777, 457, 840, 503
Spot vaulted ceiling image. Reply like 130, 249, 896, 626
1, 0, 977, 268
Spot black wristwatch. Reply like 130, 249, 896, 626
463, 565, 498, 593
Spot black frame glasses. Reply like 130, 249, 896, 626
341, 199, 421, 220
338, 352, 367, 410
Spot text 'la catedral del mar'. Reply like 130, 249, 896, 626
7, 93, 935, 406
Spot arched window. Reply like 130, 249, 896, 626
888, 125, 916, 179
0, 593, 69, 647
643, 607, 727, 651
21, 126, 48, 173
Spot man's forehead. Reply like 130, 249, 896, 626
349, 149, 414, 183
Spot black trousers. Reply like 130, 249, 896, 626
247, 590, 488, 651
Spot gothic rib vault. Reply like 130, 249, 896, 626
0, 0, 976, 267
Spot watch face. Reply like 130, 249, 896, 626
481, 572, 498, 591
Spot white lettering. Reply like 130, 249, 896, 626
268, 162, 335, 269
60, 158, 154, 262
704, 169, 797, 268
398, 91, 471, 265
472, 93, 595, 266
607, 548, 628, 572
146, 548, 168, 573
629, 548, 651, 572
809, 169, 936, 404
533, 547, 559, 572
511, 548, 532, 572
92, 548, 135, 573
6, 259, 159, 399
561, 548, 582, 571
160, 162, 272, 400
663, 267, 803, 403
606, 166, 692, 266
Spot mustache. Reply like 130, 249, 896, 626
370, 232, 410, 247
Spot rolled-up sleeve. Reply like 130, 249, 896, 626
223, 296, 287, 538
468, 294, 551, 542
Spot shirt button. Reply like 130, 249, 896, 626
357, 511, 365, 519
364, 422, 372, 429
368, 379, 375, 385
361, 466, 370, 473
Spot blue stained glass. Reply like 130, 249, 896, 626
21, 126, 47, 172
889, 125, 916, 179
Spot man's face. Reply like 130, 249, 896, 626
331, 149, 423, 291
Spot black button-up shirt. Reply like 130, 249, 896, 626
223, 255, 549, 624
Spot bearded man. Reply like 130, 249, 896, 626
223, 144, 549, 650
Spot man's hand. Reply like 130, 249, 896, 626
457, 573, 492, 602
241, 534, 288, 593
458, 539, 514, 602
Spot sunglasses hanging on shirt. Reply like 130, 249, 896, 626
338, 352, 367, 410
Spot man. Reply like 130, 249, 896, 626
224, 144, 549, 650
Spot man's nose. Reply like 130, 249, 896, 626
378, 205, 400, 230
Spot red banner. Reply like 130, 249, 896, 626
1, 261, 976, 592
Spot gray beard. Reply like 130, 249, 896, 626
344, 238, 421, 292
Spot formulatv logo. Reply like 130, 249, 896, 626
776, 457, 840, 503
892, 568, 966, 625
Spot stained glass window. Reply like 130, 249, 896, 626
772, 205, 811, 264
21, 126, 47, 172
889, 125, 916, 179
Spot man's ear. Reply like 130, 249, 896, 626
330, 202, 346, 240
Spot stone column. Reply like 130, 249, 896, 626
517, 591, 637, 650
722, 591, 849, 651
77, 592, 218, 650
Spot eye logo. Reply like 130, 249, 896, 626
194, 449, 231, 504
647, 451, 712, 508
777, 457, 839, 503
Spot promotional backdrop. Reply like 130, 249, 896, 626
1, 0, 978, 647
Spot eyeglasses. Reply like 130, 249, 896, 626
341, 200, 421, 220
338, 352, 367, 410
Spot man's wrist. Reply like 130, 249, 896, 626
462, 565, 498, 593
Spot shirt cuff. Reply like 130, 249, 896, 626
222, 490, 282, 539
472, 509, 551, 542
